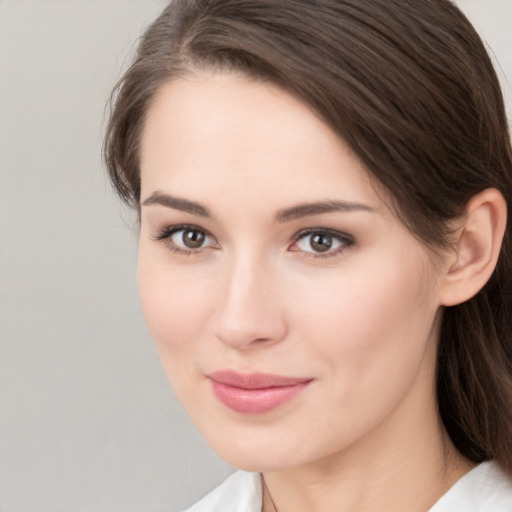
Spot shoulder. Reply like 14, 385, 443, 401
182, 470, 262, 512
430, 461, 512, 512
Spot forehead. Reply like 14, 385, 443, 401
139, 72, 383, 211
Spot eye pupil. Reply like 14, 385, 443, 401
183, 229, 205, 248
311, 234, 332, 252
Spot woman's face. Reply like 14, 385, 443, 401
138, 72, 446, 472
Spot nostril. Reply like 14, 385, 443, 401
250, 337, 274, 346
214, 317, 288, 350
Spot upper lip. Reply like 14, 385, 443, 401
208, 370, 312, 390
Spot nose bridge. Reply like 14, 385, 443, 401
214, 246, 286, 349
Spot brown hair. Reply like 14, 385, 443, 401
104, 0, 512, 473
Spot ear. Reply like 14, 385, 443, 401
439, 188, 507, 307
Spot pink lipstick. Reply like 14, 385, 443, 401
208, 370, 312, 414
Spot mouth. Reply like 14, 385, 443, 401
207, 370, 313, 414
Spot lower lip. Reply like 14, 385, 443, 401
209, 380, 310, 414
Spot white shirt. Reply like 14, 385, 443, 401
182, 461, 512, 511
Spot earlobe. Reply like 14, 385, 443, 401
440, 188, 507, 307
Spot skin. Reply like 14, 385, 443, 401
137, 72, 474, 512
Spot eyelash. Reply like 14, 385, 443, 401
152, 224, 217, 256
290, 228, 354, 259
152, 225, 354, 258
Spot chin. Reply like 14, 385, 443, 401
213, 447, 292, 473
195, 420, 312, 473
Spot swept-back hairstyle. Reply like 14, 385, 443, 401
104, 0, 512, 473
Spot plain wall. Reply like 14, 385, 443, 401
0, 1, 510, 511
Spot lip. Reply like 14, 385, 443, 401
208, 370, 312, 414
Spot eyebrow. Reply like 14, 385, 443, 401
142, 192, 211, 217
142, 192, 375, 222
275, 200, 375, 223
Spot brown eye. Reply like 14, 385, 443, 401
293, 229, 353, 256
181, 228, 206, 248
310, 234, 333, 252
162, 226, 217, 252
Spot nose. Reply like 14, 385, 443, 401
213, 255, 288, 350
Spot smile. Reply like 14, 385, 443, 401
208, 370, 313, 414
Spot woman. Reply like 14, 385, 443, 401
104, 0, 512, 510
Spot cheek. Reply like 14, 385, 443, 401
291, 251, 438, 383
137, 251, 215, 363
272, 253, 440, 459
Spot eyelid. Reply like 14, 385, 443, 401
152, 224, 219, 253
292, 227, 354, 244
289, 227, 354, 257
152, 224, 353, 258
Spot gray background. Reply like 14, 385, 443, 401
0, 1, 510, 511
